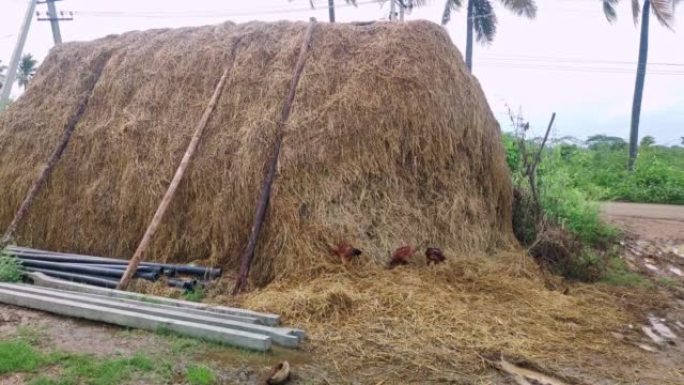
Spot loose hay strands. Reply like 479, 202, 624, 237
118, 39, 243, 290
233, 19, 317, 295
0, 51, 112, 249
240, 252, 666, 384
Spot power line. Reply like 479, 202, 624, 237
478, 62, 684, 75
73, 0, 382, 19
480, 54, 684, 67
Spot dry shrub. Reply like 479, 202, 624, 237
0, 20, 513, 287
512, 186, 539, 246
530, 227, 605, 282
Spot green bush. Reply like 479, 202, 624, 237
539, 150, 618, 245
0, 254, 23, 282
549, 142, 684, 204
186, 365, 216, 385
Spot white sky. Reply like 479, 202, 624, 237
1, 0, 682, 144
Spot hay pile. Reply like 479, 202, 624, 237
0, 20, 512, 286
239, 252, 669, 384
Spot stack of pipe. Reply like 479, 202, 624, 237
3, 246, 221, 290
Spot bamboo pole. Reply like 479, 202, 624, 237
232, 19, 317, 295
117, 45, 241, 290
0, 52, 112, 248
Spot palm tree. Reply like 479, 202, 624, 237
296, 0, 357, 22
17, 54, 37, 90
395, 0, 428, 21
601, 0, 677, 171
441, 0, 537, 71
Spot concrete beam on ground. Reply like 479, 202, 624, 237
21, 284, 262, 324
28, 272, 281, 326
0, 288, 272, 351
0, 283, 299, 347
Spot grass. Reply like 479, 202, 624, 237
186, 365, 216, 385
0, 253, 23, 282
601, 258, 651, 287
183, 287, 205, 303
26, 353, 169, 385
0, 340, 48, 374
0, 332, 171, 385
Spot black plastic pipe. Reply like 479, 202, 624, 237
167, 278, 195, 291
24, 268, 119, 289
6, 246, 218, 278
20, 260, 159, 281
59, 263, 164, 275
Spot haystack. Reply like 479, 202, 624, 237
0, 20, 512, 287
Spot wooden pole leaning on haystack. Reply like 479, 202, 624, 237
0, 53, 112, 249
117, 43, 242, 290
232, 19, 317, 295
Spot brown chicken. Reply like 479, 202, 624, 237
388, 245, 415, 269
329, 241, 362, 264
425, 247, 446, 265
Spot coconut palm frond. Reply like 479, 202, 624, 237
650, 0, 675, 27
345, 0, 358, 6
603, 0, 619, 23
473, 0, 497, 44
17, 54, 37, 90
498, 0, 537, 18
405, 0, 428, 9
631, 0, 641, 24
441, 0, 463, 25
397, 0, 427, 15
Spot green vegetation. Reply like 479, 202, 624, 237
0, 253, 23, 282
183, 287, 205, 302
504, 126, 682, 283
29, 354, 161, 385
185, 365, 216, 385
601, 258, 651, 287
0, 340, 48, 374
1, 336, 167, 384
553, 136, 684, 204
0, 332, 213, 385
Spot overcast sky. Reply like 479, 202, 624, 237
1, 0, 682, 144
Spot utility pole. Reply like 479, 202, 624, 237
37, 0, 73, 46
328, 0, 335, 23
0, 0, 38, 108
399, 0, 405, 21
390, 0, 396, 21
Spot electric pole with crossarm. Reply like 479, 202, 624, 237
37, 0, 73, 46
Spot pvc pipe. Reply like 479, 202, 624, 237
23, 268, 119, 288
21, 261, 159, 281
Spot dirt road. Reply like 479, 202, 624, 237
600, 202, 684, 242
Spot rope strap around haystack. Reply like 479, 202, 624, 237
117, 39, 243, 290
0, 51, 113, 249
232, 19, 318, 295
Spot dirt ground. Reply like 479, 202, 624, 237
600, 202, 684, 242
601, 202, 684, 285
0, 303, 325, 385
